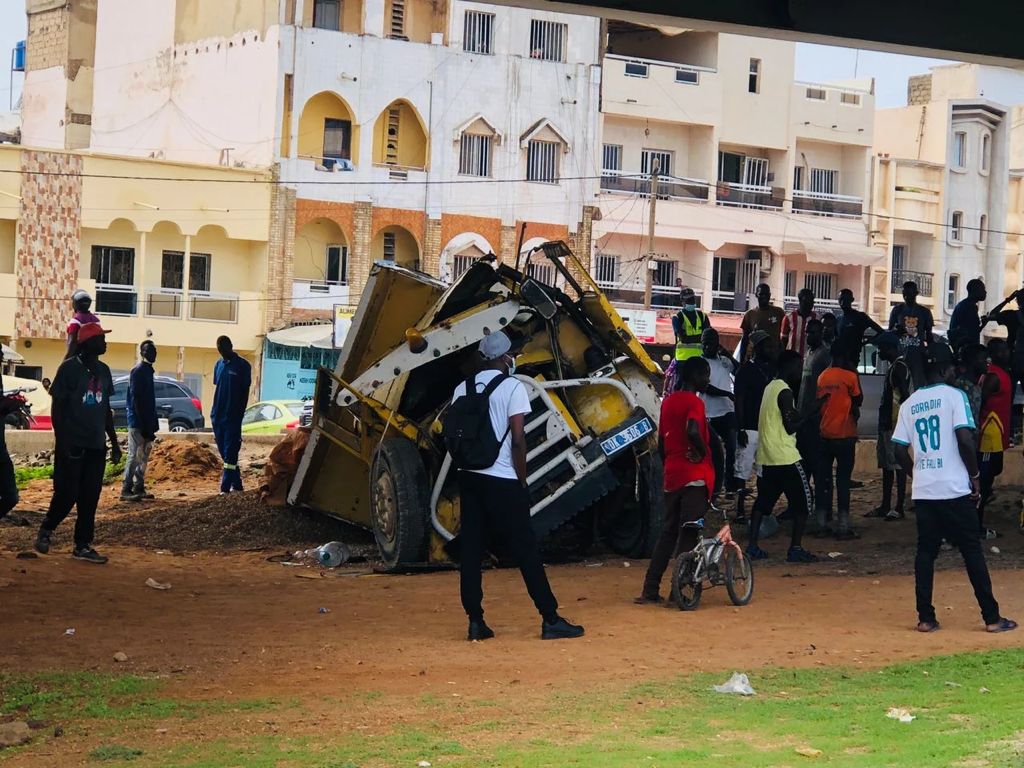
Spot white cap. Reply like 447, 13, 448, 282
479, 330, 512, 360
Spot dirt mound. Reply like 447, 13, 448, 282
146, 441, 222, 483
97, 490, 369, 553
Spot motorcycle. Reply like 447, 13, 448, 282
2, 386, 36, 430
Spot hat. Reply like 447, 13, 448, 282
77, 322, 111, 344
479, 330, 512, 361
680, 287, 696, 303
72, 288, 91, 303
874, 331, 899, 350
749, 330, 771, 348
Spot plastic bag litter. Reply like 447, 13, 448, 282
145, 578, 171, 590
886, 707, 915, 723
713, 672, 756, 695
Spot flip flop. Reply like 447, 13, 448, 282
916, 621, 940, 633
986, 618, 1018, 634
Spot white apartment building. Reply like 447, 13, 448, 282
592, 25, 884, 345
871, 63, 1024, 329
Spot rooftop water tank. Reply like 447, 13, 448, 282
12, 41, 26, 72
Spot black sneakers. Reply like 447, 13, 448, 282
541, 616, 585, 640
467, 620, 495, 641
72, 547, 108, 564
34, 528, 51, 554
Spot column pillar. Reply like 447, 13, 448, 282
137, 230, 147, 316
182, 234, 191, 320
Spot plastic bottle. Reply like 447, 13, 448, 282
316, 541, 350, 567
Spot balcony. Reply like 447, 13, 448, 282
596, 280, 692, 311
144, 289, 184, 319
710, 290, 750, 314
188, 291, 239, 323
792, 190, 864, 218
890, 269, 934, 297
292, 279, 351, 311
783, 296, 844, 313
715, 182, 784, 210
95, 283, 138, 316
600, 171, 709, 202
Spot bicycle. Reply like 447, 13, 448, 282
670, 515, 755, 611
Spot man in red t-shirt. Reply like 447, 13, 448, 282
636, 356, 714, 604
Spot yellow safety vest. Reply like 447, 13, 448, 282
674, 310, 707, 361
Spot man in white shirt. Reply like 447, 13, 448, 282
892, 343, 1017, 634
700, 328, 737, 496
450, 331, 584, 642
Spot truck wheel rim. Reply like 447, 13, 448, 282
373, 472, 398, 544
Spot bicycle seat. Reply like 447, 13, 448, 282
682, 518, 706, 531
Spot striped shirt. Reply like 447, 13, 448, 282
781, 309, 818, 357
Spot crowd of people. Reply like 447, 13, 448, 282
642, 280, 1017, 633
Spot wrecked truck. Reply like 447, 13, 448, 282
288, 241, 665, 568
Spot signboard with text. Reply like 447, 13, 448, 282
617, 309, 658, 344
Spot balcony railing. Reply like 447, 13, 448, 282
783, 296, 845, 313
144, 288, 184, 319
600, 170, 710, 202
95, 283, 138, 316
595, 280, 697, 311
715, 182, 784, 210
188, 291, 239, 323
710, 290, 751, 314
792, 190, 864, 218
890, 269, 934, 297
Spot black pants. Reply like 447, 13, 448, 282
642, 485, 707, 597
457, 471, 558, 623
42, 446, 107, 549
709, 413, 737, 494
0, 439, 18, 520
978, 451, 1004, 529
914, 496, 1000, 626
815, 438, 856, 532
796, 421, 820, 479
749, 463, 812, 550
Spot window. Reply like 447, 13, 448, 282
602, 143, 622, 174
451, 252, 477, 281
743, 156, 768, 187
382, 232, 397, 261
784, 270, 796, 297
529, 20, 566, 62
326, 244, 348, 283
805, 87, 826, 101
459, 133, 493, 177
675, 68, 699, 85
388, 0, 406, 39
527, 261, 556, 285
840, 91, 861, 106
526, 139, 559, 183
981, 133, 991, 173
653, 260, 677, 287
313, 0, 340, 30
641, 148, 672, 177
160, 251, 211, 292
594, 253, 618, 284
978, 214, 988, 246
323, 118, 352, 161
154, 381, 187, 400
892, 244, 907, 272
951, 210, 964, 242
463, 10, 494, 54
91, 245, 135, 286
624, 61, 648, 78
809, 168, 838, 195
953, 131, 967, 168
804, 272, 837, 301
947, 274, 960, 312
793, 166, 804, 191
748, 58, 760, 93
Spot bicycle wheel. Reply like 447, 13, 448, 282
724, 548, 755, 606
671, 552, 703, 611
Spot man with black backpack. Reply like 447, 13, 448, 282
445, 330, 584, 642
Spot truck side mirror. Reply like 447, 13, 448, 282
520, 279, 557, 320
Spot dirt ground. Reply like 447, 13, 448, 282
1, 449, 1022, 764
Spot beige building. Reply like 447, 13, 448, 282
870, 63, 1024, 329
593, 26, 884, 345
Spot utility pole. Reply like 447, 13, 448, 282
643, 160, 660, 309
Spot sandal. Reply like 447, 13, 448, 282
916, 620, 940, 633
864, 506, 888, 518
885, 510, 905, 521
986, 618, 1018, 633
786, 547, 819, 563
746, 545, 769, 561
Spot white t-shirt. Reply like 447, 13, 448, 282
701, 355, 735, 418
451, 370, 532, 480
892, 383, 976, 500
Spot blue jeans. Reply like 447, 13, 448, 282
213, 420, 243, 493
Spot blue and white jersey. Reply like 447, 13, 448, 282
892, 383, 975, 501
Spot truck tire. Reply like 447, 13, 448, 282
370, 438, 430, 569
599, 454, 664, 558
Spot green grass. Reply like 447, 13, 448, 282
4, 653, 1024, 767
89, 745, 144, 762
14, 465, 53, 489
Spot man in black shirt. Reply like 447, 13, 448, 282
949, 279, 986, 351
35, 323, 122, 563
889, 281, 934, 388
836, 289, 883, 356
0, 348, 20, 523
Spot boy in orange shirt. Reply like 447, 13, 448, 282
814, 344, 863, 540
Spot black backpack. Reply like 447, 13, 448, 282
442, 374, 510, 470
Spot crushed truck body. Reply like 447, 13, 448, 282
288, 241, 665, 568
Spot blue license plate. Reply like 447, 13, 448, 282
600, 418, 653, 456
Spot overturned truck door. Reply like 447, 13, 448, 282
289, 243, 665, 569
